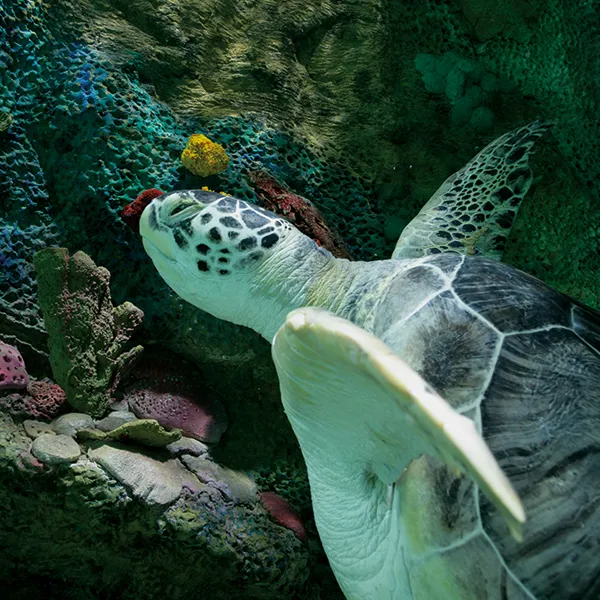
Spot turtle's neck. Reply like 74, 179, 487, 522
245, 231, 362, 342
243, 230, 404, 342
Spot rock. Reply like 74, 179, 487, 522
32, 434, 81, 464
23, 420, 55, 438
88, 444, 189, 505
53, 413, 95, 437
95, 411, 137, 432
166, 436, 209, 457
125, 355, 228, 444
182, 455, 258, 505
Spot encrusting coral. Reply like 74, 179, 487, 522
33, 248, 144, 418
181, 134, 230, 178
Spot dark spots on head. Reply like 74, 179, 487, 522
218, 269, 230, 275
459, 214, 471, 222
506, 146, 526, 163
220, 248, 230, 254
483, 201, 494, 211
450, 219, 462, 226
257, 226, 275, 235
448, 241, 464, 248
197, 260, 210, 272
238, 236, 257, 251
435, 205, 448, 212
437, 231, 452, 240
429, 248, 442, 254
196, 243, 210, 255
473, 213, 485, 223
494, 186, 513, 201
228, 231, 239, 240
261, 233, 279, 248
216, 197, 238, 213
241, 209, 269, 229
173, 229, 188, 249
461, 224, 476, 233
219, 216, 242, 229
208, 227, 222, 243
249, 251, 264, 262
218, 256, 229, 264
181, 220, 194, 237
200, 213, 213, 225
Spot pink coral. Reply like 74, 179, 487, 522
0, 341, 29, 390
248, 170, 352, 259
260, 492, 307, 542
124, 354, 228, 444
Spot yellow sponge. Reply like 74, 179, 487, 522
181, 134, 229, 177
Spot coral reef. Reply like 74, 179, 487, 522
0, 341, 28, 390
123, 352, 228, 444
181, 134, 230, 178
0, 411, 310, 599
33, 248, 144, 418
249, 170, 353, 259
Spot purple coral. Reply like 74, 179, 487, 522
0, 342, 29, 390
124, 355, 228, 444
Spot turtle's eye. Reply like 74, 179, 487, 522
168, 203, 188, 218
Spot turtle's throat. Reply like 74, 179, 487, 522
247, 232, 356, 342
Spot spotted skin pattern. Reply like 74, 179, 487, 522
146, 190, 294, 276
393, 121, 553, 260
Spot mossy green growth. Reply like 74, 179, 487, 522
105, 419, 181, 447
33, 248, 144, 418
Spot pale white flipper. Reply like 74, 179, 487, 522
392, 120, 552, 260
272, 307, 525, 541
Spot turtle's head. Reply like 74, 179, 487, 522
139, 189, 328, 338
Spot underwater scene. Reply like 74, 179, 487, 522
1, 0, 599, 598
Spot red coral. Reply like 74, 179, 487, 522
124, 354, 228, 444
121, 188, 164, 234
260, 491, 307, 542
0, 341, 29, 390
25, 380, 69, 419
248, 170, 352, 259
0, 380, 68, 420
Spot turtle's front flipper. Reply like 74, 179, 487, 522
273, 307, 525, 542
392, 120, 552, 260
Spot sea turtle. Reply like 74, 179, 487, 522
134, 121, 600, 599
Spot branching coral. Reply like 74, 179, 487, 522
33, 248, 144, 417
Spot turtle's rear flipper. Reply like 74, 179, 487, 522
392, 120, 553, 260
273, 307, 526, 542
